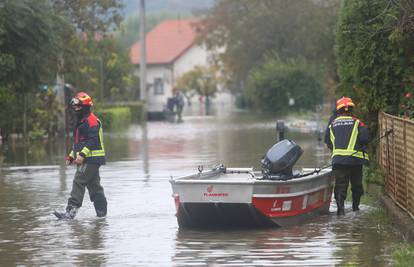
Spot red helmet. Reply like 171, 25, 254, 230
70, 92, 93, 107
336, 96, 354, 111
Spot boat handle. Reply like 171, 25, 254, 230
198, 165, 204, 173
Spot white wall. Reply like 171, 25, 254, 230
174, 45, 232, 107
137, 44, 211, 112
134, 44, 236, 113
146, 65, 173, 112
173, 45, 209, 80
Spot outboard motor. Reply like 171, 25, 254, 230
261, 139, 303, 180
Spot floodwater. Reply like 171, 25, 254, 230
0, 107, 403, 266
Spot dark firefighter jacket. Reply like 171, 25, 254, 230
69, 112, 106, 165
324, 115, 369, 166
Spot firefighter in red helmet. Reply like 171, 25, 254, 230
54, 92, 107, 219
324, 96, 370, 215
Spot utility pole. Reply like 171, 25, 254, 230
139, 0, 147, 121
139, 0, 149, 177
98, 57, 104, 103
57, 54, 66, 137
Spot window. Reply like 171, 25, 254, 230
154, 78, 164, 95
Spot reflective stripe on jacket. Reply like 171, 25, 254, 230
324, 115, 369, 165
68, 112, 106, 165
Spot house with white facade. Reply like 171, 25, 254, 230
130, 19, 211, 112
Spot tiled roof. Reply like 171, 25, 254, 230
131, 19, 198, 65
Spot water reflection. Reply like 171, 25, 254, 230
0, 138, 68, 166
141, 121, 150, 180
173, 206, 398, 267
68, 219, 108, 266
0, 110, 404, 266
0, 112, 331, 170
173, 219, 339, 266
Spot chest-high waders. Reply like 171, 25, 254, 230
67, 163, 107, 218
329, 117, 369, 215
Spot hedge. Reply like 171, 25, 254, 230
95, 101, 143, 129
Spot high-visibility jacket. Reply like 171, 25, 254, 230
69, 112, 106, 165
324, 115, 369, 165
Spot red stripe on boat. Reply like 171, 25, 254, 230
252, 188, 332, 218
174, 195, 180, 214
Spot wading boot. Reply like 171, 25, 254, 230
94, 201, 107, 218
53, 205, 78, 219
352, 198, 360, 211
337, 206, 345, 216
336, 198, 345, 216
93, 194, 107, 218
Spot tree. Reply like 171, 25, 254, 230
245, 57, 323, 112
63, 36, 138, 103
0, 0, 129, 138
0, 0, 69, 91
336, 0, 414, 133
0, 0, 70, 137
175, 66, 219, 110
198, 0, 340, 91
51, 0, 123, 33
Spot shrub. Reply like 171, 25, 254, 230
245, 57, 323, 112
126, 102, 143, 123
96, 101, 143, 129
364, 157, 385, 186
393, 245, 414, 267
95, 107, 131, 130
335, 0, 414, 135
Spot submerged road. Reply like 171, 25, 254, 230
0, 110, 403, 266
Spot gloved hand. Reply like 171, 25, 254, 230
65, 156, 74, 165
74, 154, 85, 165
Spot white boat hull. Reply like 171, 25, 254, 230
170, 167, 334, 228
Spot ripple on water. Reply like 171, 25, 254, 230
0, 113, 404, 266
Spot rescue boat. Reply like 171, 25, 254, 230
169, 140, 334, 228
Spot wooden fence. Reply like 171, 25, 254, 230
379, 112, 414, 219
